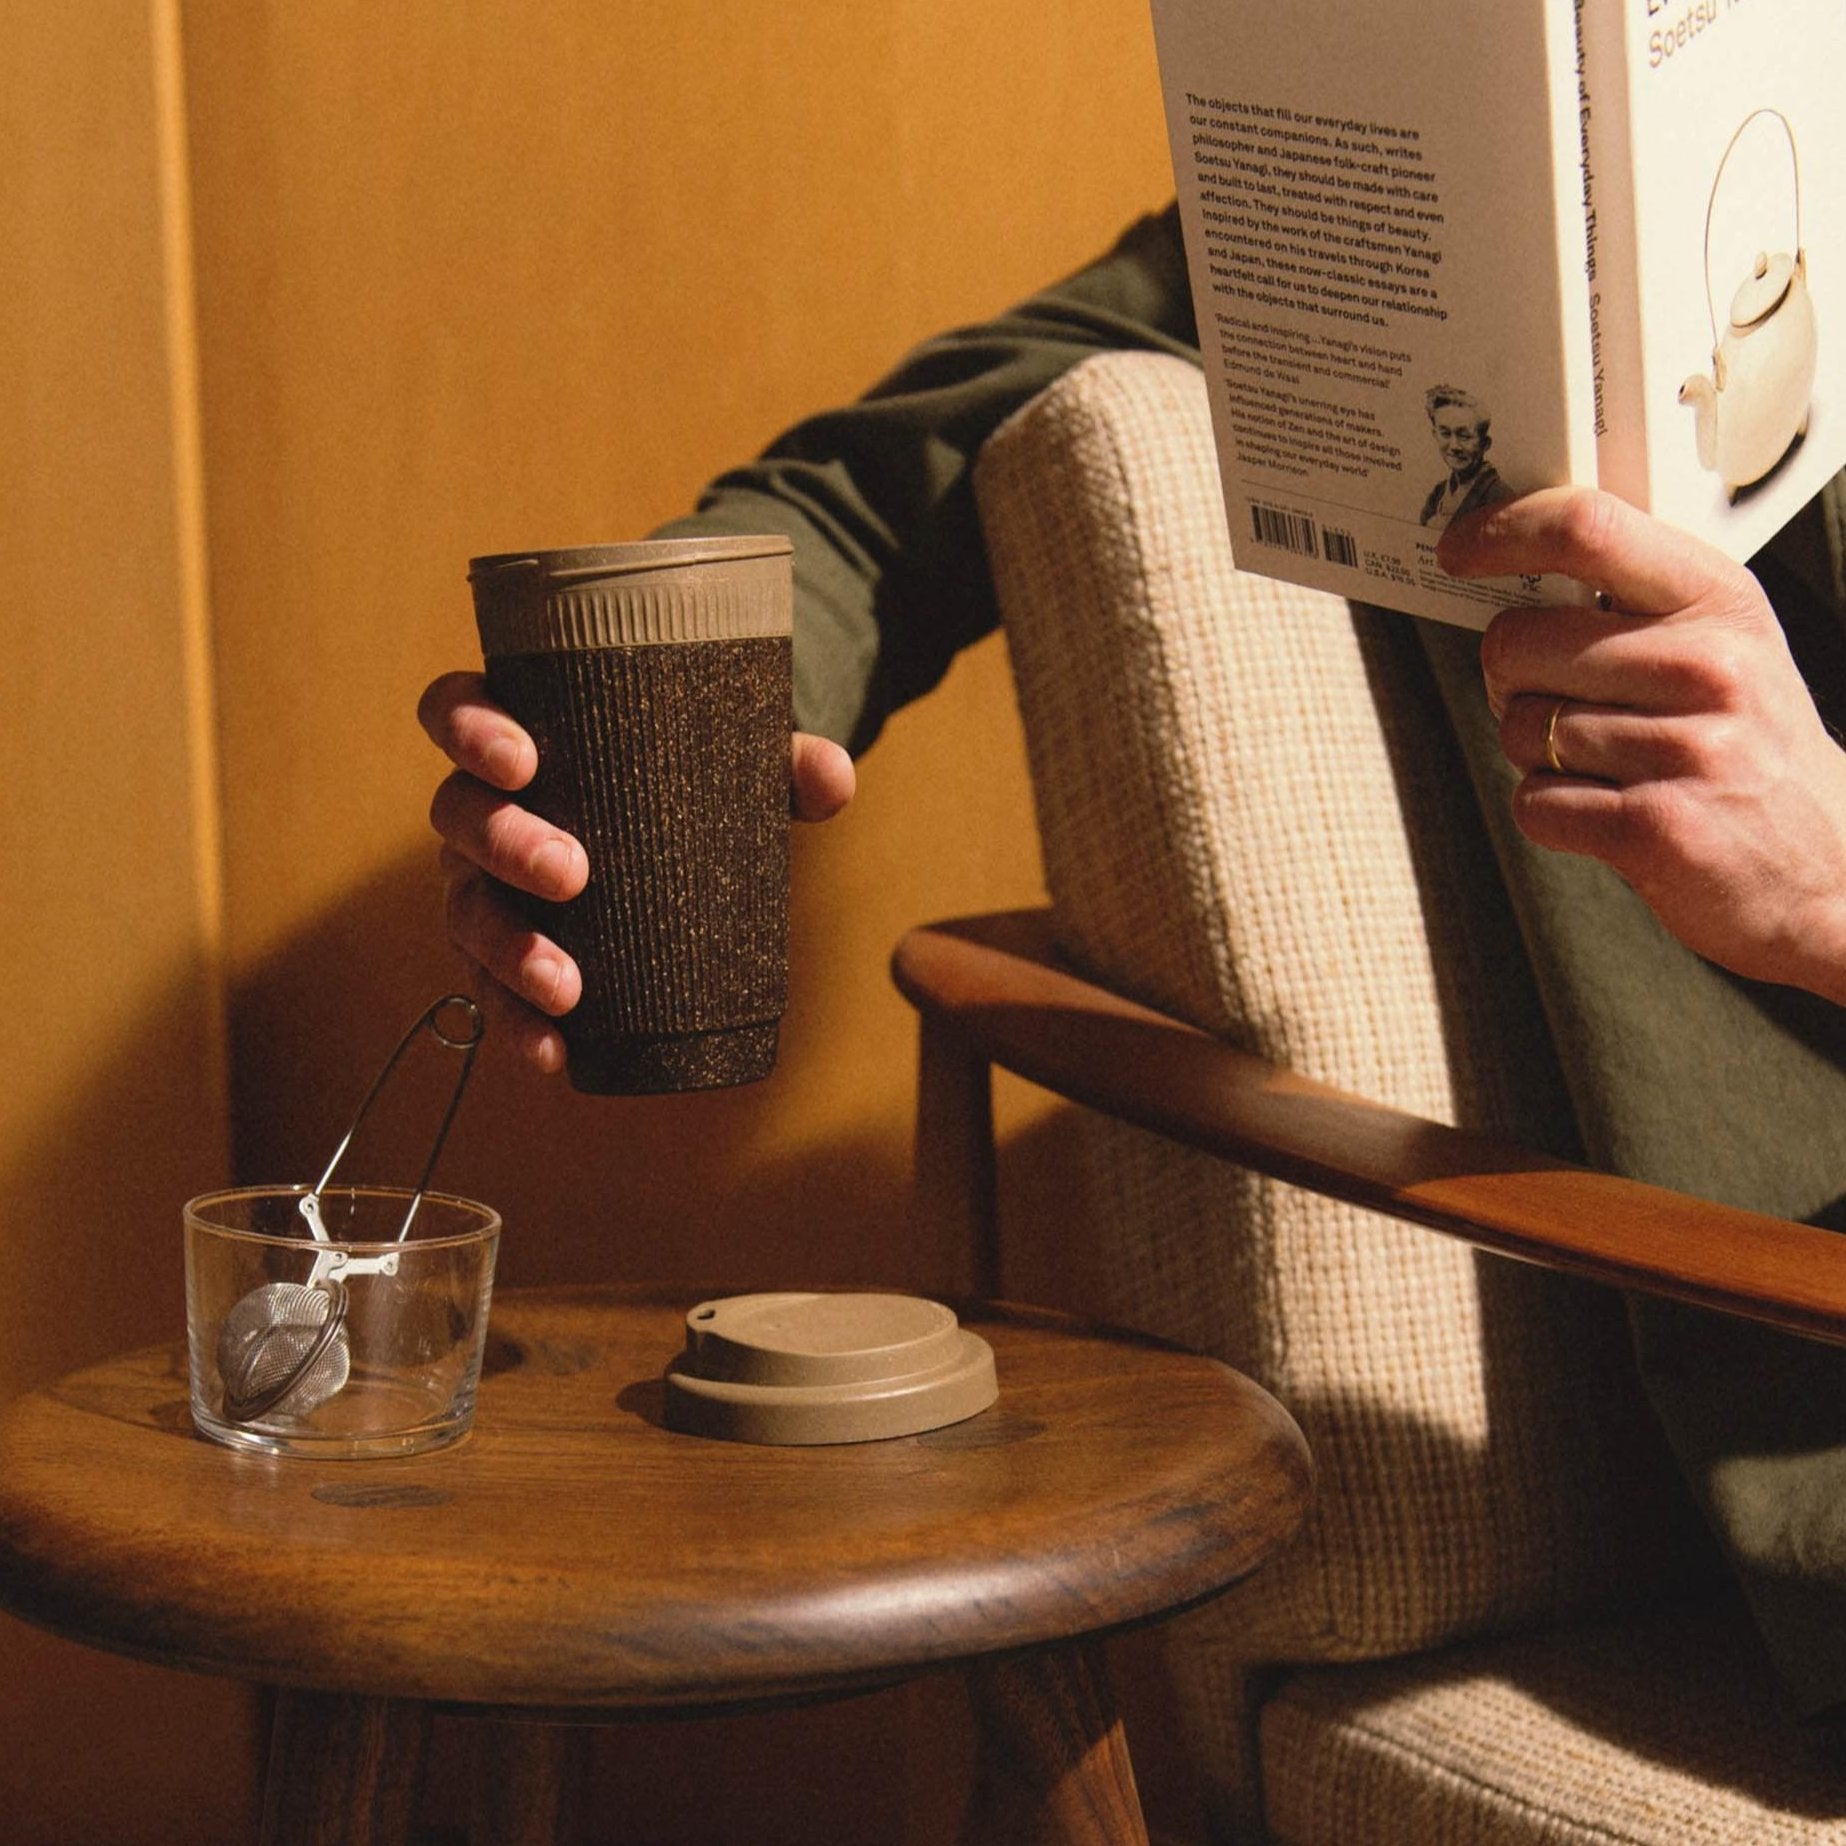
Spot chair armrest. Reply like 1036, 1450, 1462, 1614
892, 908, 1846, 1346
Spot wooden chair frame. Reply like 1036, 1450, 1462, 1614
895, 908, 1846, 1346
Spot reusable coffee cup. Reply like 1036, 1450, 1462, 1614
468, 537, 794, 1095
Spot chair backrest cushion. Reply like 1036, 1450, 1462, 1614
973, 351, 1700, 1661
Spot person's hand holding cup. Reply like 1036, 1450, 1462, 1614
421, 539, 854, 1090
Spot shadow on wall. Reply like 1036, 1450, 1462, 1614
0, 816, 1090, 1846
215, 834, 1094, 1845
0, 957, 258, 1846
1, 829, 934, 1845
3, 963, 225, 1394
224, 841, 927, 1295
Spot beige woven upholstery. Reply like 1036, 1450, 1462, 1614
974, 351, 1692, 1663
1263, 1604, 1846, 1844
968, 351, 1840, 1841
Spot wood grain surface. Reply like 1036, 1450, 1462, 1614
963, 1640, 1149, 1846
0, 1286, 1310, 1713
256, 1693, 428, 1846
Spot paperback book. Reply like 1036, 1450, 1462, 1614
1150, 0, 1846, 627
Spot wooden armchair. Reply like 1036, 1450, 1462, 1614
892, 352, 1846, 1843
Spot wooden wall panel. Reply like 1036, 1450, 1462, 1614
2, 2, 1173, 1839
0, 3, 254, 1841
182, 0, 1173, 1296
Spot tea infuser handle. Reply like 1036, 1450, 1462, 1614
306, 1245, 400, 1285
300, 993, 486, 1245
1701, 106, 1802, 360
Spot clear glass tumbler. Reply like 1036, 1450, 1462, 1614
184, 1185, 500, 1459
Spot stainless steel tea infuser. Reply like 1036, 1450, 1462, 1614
215, 994, 485, 1425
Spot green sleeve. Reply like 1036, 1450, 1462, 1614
652, 205, 1199, 754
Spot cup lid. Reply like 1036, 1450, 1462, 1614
468, 537, 793, 656
467, 535, 793, 583
663, 1292, 999, 1445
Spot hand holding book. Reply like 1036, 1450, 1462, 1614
1443, 487, 1846, 1008
1152, 0, 1845, 629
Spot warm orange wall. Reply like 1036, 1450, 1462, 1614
182, 0, 1174, 1297
0, 4, 257, 1841
3, 2, 1173, 1839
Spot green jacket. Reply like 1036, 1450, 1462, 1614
666, 203, 1846, 1714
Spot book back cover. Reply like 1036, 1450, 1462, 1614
1152, 0, 1598, 627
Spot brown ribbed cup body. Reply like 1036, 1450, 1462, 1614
469, 540, 793, 1095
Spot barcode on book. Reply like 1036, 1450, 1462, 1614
1249, 503, 1317, 557
1321, 526, 1358, 568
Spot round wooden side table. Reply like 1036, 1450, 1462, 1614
0, 1286, 1311, 1845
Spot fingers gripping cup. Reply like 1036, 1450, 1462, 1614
469, 539, 794, 1095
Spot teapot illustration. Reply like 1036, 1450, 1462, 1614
1679, 108, 1818, 498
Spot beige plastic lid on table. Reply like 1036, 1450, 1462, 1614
663, 1292, 998, 1445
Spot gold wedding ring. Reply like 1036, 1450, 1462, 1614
1543, 698, 1568, 775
